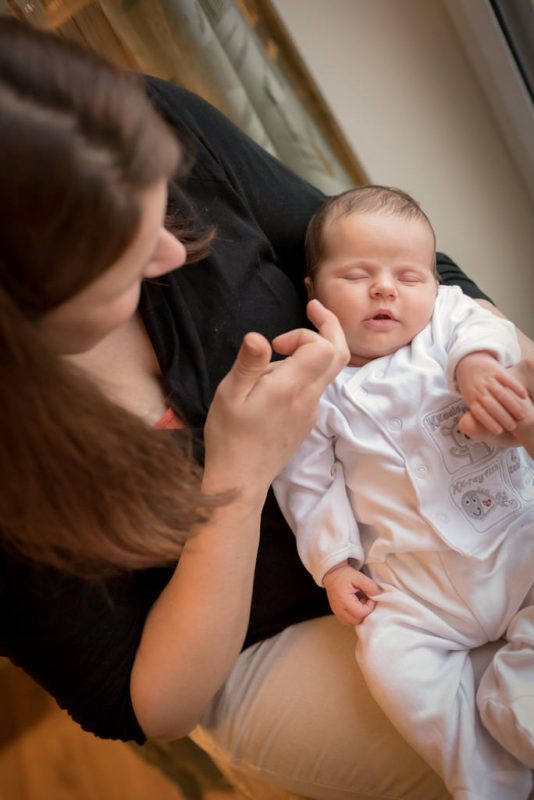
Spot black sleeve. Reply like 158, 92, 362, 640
436, 252, 493, 302
0, 552, 172, 742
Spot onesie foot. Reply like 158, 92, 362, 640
480, 696, 534, 769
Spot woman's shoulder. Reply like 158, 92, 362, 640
142, 76, 236, 179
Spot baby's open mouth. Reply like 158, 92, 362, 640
365, 310, 398, 327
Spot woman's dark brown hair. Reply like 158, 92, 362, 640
0, 19, 218, 577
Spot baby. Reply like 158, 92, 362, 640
274, 186, 534, 800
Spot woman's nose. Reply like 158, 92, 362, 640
145, 229, 187, 278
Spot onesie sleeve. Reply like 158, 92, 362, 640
434, 286, 521, 391
273, 398, 364, 585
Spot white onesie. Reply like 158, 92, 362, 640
274, 285, 534, 800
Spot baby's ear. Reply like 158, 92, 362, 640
304, 276, 315, 301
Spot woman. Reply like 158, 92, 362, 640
0, 14, 346, 737
1, 19, 532, 800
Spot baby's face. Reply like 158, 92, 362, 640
307, 211, 437, 366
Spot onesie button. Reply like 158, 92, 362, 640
437, 512, 448, 523
387, 417, 403, 431
415, 464, 428, 478
374, 369, 385, 379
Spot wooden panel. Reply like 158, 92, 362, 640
0, 661, 235, 800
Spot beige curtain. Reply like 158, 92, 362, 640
1, 0, 365, 193
97, 0, 360, 194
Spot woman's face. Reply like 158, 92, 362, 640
37, 180, 186, 354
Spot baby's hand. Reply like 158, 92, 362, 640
456, 352, 528, 436
323, 562, 380, 626
459, 360, 534, 456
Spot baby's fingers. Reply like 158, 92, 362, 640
357, 598, 377, 622
352, 571, 381, 598
475, 380, 528, 432
491, 378, 528, 422
349, 596, 376, 625
495, 369, 529, 400
335, 597, 376, 626
470, 399, 508, 435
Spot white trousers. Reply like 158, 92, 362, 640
356, 522, 534, 800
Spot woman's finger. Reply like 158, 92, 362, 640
459, 411, 516, 448
494, 370, 528, 399
271, 303, 349, 386
271, 326, 325, 358
489, 380, 528, 419
469, 401, 503, 435
477, 389, 519, 430
222, 332, 272, 396
306, 299, 351, 354
507, 360, 534, 397
273, 301, 348, 357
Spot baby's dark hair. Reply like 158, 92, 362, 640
305, 185, 437, 279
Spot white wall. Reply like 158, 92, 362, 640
271, 0, 534, 337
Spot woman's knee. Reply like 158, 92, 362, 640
194, 616, 450, 799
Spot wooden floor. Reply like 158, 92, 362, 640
0, 660, 236, 800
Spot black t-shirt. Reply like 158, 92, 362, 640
0, 77, 492, 743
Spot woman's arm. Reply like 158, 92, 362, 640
130, 478, 267, 739
130, 302, 349, 740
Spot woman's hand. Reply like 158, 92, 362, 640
203, 299, 350, 501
